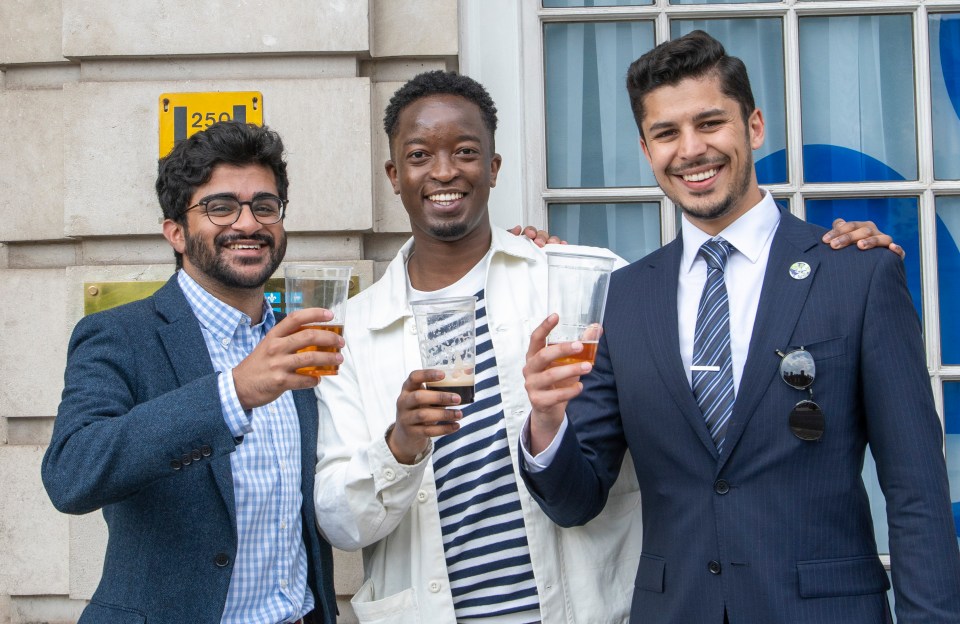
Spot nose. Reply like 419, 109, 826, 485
677, 128, 707, 160
230, 203, 263, 233
429, 152, 457, 182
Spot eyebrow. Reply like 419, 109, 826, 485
400, 133, 484, 148
646, 108, 727, 134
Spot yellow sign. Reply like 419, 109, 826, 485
84, 276, 361, 316
158, 91, 263, 157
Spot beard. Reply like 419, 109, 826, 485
183, 227, 286, 289
427, 220, 469, 241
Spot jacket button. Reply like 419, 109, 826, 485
428, 580, 441, 593
417, 490, 428, 503
234, 436, 244, 444
191, 449, 202, 461
708, 560, 722, 575
181, 453, 192, 466
200, 445, 213, 457
214, 553, 230, 567
170, 459, 182, 470
383, 468, 396, 481
714, 479, 730, 495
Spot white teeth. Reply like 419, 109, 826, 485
228, 244, 261, 250
682, 168, 718, 182
428, 192, 464, 204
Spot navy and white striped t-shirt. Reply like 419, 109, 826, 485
432, 289, 541, 623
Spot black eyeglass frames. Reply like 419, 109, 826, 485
178, 194, 286, 226
776, 347, 825, 441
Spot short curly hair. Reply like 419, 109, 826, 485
383, 70, 498, 151
155, 120, 288, 268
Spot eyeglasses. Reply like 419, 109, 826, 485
776, 347, 825, 441
179, 194, 286, 225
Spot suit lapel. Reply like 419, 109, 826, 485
719, 211, 821, 469
644, 240, 723, 459
153, 277, 237, 522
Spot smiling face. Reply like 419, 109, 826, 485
639, 74, 765, 235
162, 163, 286, 302
385, 94, 501, 246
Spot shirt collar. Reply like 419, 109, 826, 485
365, 226, 543, 330
177, 270, 276, 340
680, 189, 781, 273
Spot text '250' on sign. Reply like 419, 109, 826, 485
158, 92, 263, 157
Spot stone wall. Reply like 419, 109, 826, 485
0, 1, 458, 622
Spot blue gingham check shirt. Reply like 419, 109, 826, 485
178, 271, 314, 624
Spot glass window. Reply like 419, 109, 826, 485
805, 197, 923, 322
672, 0, 776, 5
549, 202, 660, 262
543, 0, 651, 6
930, 14, 960, 180
945, 381, 960, 546
544, 21, 656, 188
671, 18, 787, 184
799, 15, 918, 182
937, 196, 960, 364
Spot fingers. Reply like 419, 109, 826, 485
822, 218, 905, 258
526, 314, 559, 362
274, 308, 336, 335
390, 370, 465, 462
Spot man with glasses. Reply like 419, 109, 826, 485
520, 31, 960, 623
42, 121, 337, 624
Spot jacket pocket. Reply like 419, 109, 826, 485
350, 578, 420, 624
78, 601, 146, 624
795, 335, 846, 362
635, 552, 665, 593
796, 555, 890, 598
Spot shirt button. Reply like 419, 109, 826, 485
280, 579, 288, 588
383, 468, 396, 481
281, 521, 287, 529
417, 490, 428, 502
279, 461, 286, 470
428, 580, 441, 593
221, 337, 230, 347
708, 560, 722, 575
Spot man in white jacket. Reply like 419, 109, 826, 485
313, 70, 898, 624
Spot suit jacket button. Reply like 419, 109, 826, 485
170, 459, 182, 470
191, 449, 202, 461
181, 453, 192, 466
214, 553, 230, 567
714, 479, 730, 495
708, 560, 722, 575
200, 445, 213, 457
234, 436, 244, 444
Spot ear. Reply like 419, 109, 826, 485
748, 108, 765, 150
162, 219, 187, 255
384, 160, 400, 195
489, 153, 503, 188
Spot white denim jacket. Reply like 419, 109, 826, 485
315, 228, 642, 624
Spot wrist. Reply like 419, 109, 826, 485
385, 423, 429, 465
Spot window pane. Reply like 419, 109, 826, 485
548, 202, 660, 262
671, 18, 787, 184
544, 21, 656, 188
930, 14, 960, 180
543, 0, 651, 6
937, 196, 960, 364
805, 197, 922, 323
799, 15, 918, 182
671, 0, 776, 6
946, 381, 960, 547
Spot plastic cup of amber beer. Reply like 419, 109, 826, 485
284, 265, 352, 377
410, 296, 477, 405
544, 246, 615, 367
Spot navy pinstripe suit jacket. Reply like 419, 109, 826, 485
522, 209, 960, 623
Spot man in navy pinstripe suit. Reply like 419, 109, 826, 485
519, 30, 960, 623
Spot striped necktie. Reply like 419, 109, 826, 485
692, 238, 735, 451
